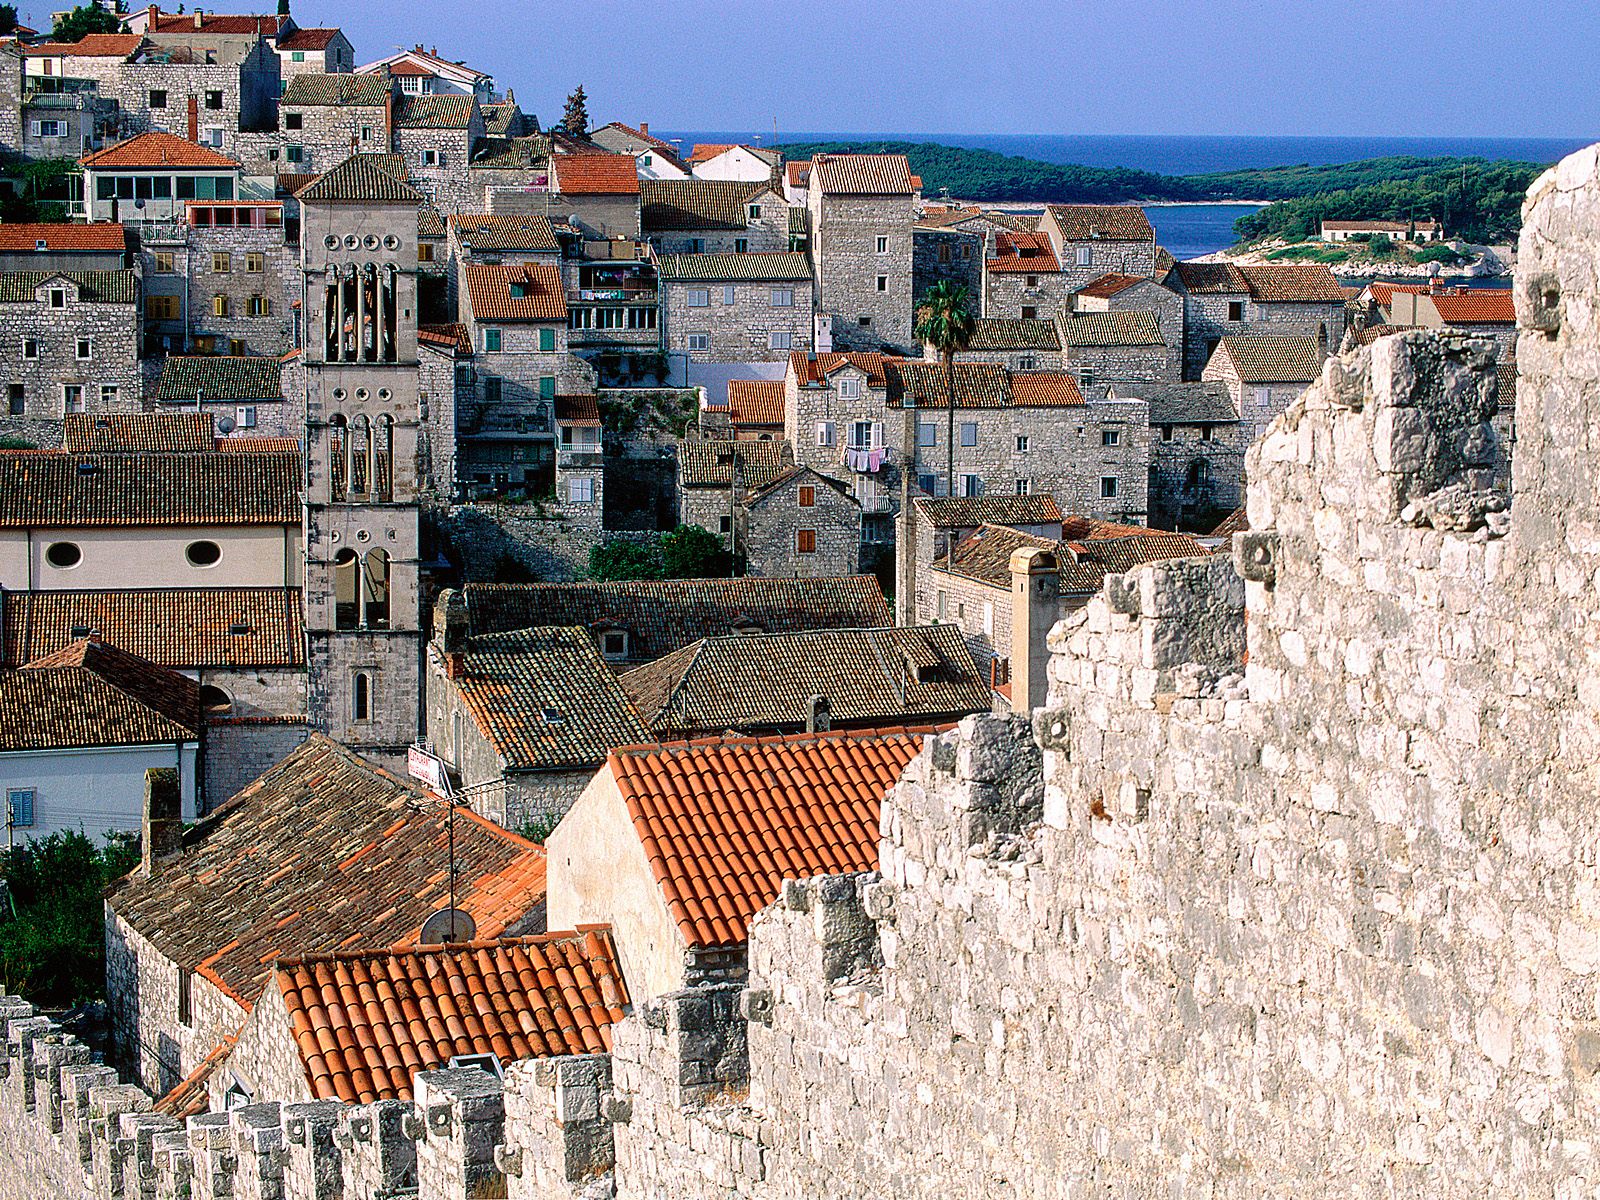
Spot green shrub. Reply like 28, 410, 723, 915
588, 538, 663, 581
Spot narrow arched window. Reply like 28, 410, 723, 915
334, 547, 359, 630
363, 548, 390, 629
352, 671, 371, 721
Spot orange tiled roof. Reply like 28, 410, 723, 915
275, 27, 341, 50
786, 161, 810, 189
1075, 272, 1146, 299
216, 436, 300, 453
1011, 372, 1085, 407
80, 131, 238, 170
608, 728, 933, 948
789, 351, 900, 388
463, 262, 567, 322
24, 33, 144, 56
1430, 289, 1515, 324
154, 1035, 237, 1118
554, 393, 601, 426
551, 153, 640, 195
61, 412, 213, 453
147, 12, 282, 34
0, 222, 126, 252
986, 230, 1060, 273
276, 930, 629, 1103
418, 321, 471, 354
725, 379, 784, 427
1365, 280, 1429, 306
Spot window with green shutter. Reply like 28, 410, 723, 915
539, 327, 555, 352
539, 376, 555, 399
484, 328, 502, 352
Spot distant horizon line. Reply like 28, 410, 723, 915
645, 130, 1591, 143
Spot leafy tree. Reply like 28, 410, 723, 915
0, 6, 18, 35
0, 831, 139, 1006
914, 282, 977, 498
49, 3, 122, 41
660, 523, 730, 579
588, 538, 662, 581
561, 85, 589, 136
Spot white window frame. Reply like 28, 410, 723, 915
959, 473, 983, 497
236, 405, 257, 428
62, 384, 83, 413
838, 377, 861, 399
1015, 478, 1031, 495
100, 384, 118, 406
1015, 434, 1029, 452
568, 476, 595, 503
1102, 428, 1121, 447
686, 287, 710, 308
1076, 246, 1092, 266
687, 332, 709, 352
1100, 476, 1119, 499
422, 148, 441, 166
815, 421, 835, 448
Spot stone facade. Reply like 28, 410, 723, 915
809, 189, 914, 353
984, 267, 1071, 321
180, 206, 295, 356
0, 274, 140, 420
1178, 288, 1345, 380
1148, 418, 1247, 530
1061, 336, 1173, 385
277, 96, 389, 174
740, 468, 861, 578
106, 47, 281, 158
1071, 275, 1185, 375
660, 271, 814, 364
911, 226, 981, 303
395, 118, 483, 216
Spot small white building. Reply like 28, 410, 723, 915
356, 45, 496, 101
690, 143, 781, 183
1321, 219, 1443, 243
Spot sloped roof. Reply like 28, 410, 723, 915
280, 72, 389, 107
689, 143, 779, 166
0, 270, 135, 304
81, 131, 238, 170
886, 362, 1011, 408
620, 625, 988, 738
916, 493, 1063, 528
940, 522, 1206, 591
1173, 261, 1249, 294
1010, 372, 1085, 407
275, 27, 342, 50
657, 251, 810, 282
551, 154, 640, 195
275, 931, 629, 1103
0, 449, 299, 527
0, 587, 305, 671
448, 627, 652, 772
462, 576, 892, 662
25, 32, 143, 57
679, 439, 787, 489
418, 322, 471, 355
1210, 506, 1248, 538
725, 379, 784, 427
0, 638, 201, 752
605, 727, 931, 948
789, 352, 899, 388
1236, 265, 1347, 303
463, 261, 567, 322
1215, 334, 1323, 383
986, 230, 1060, 272
158, 356, 283, 403
145, 12, 282, 34
811, 154, 914, 195
1430, 289, 1515, 324
1075, 272, 1149, 299
1057, 310, 1165, 347
105, 735, 547, 1005
470, 135, 550, 170
1044, 204, 1154, 241
154, 1036, 236, 1119
61, 412, 214, 453
640, 178, 769, 231
0, 223, 125, 253
395, 94, 475, 129
479, 102, 522, 138
449, 212, 559, 253
553, 394, 600, 427
966, 317, 1060, 351
1116, 381, 1238, 423
298, 156, 423, 205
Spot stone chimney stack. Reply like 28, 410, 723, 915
805, 694, 831, 733
193, 9, 204, 28
141, 768, 183, 874
640, 122, 648, 136
437, 589, 469, 679
186, 94, 198, 142
1009, 545, 1059, 716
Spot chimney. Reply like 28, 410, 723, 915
186, 94, 198, 142
805, 694, 831, 733
146, 4, 160, 26
1009, 545, 1059, 716
436, 589, 468, 678
194, 9, 203, 28
141, 767, 183, 874
639, 122, 648, 136
384, 87, 395, 151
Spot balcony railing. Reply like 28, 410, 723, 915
558, 448, 603, 469
575, 288, 658, 303
856, 493, 894, 513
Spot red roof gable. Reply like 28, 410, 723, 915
1430, 290, 1515, 324
552, 154, 641, 195
0, 223, 125, 252
988, 230, 1061, 273
80, 131, 238, 170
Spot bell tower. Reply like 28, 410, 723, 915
297, 158, 425, 761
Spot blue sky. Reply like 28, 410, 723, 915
60, 0, 1600, 137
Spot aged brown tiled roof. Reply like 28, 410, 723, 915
0, 587, 306, 671
789, 351, 899, 388
469, 135, 550, 170
679, 439, 787, 488
24, 32, 144, 56
1057, 310, 1164, 347
395, 93, 475, 129
554, 394, 601, 426
105, 734, 547, 1005
298, 155, 423, 205
1043, 204, 1154, 241
640, 178, 770, 230
154, 1036, 237, 1119
604, 727, 932, 948
620, 625, 988, 738
986, 230, 1060, 273
1215, 334, 1323, 383
966, 317, 1060, 351
274, 930, 629, 1103
886, 362, 1011, 408
1235, 265, 1347, 303
656, 251, 811, 281
61, 412, 214, 453
463, 576, 892, 662
725, 379, 785, 427
449, 627, 652, 772
939, 522, 1206, 591
811, 153, 914, 195
551, 154, 640, 195
418, 322, 471, 354
281, 72, 389, 107
1010, 372, 1085, 407
1075, 272, 1148, 299
0, 270, 135, 304
80, 131, 238, 170
915, 494, 1063, 528
0, 638, 201, 751
463, 262, 567, 322
1173, 261, 1248, 294
479, 102, 521, 138
1209, 506, 1248, 538
0, 449, 298, 527
217, 436, 300, 453
417, 206, 445, 238
1113, 380, 1237, 423
158, 356, 283, 403
449, 212, 559, 253
275, 27, 342, 50
0, 223, 126, 253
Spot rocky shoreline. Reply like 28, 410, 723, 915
1187, 241, 1513, 280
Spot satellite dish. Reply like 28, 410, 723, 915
217, 415, 236, 433
420, 907, 476, 945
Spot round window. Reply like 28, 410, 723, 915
332, 387, 345, 399
355, 387, 369, 400
343, 233, 359, 249
323, 234, 339, 249
383, 234, 400, 249
186, 540, 222, 567
363, 233, 380, 249
377, 388, 391, 400
45, 542, 81, 568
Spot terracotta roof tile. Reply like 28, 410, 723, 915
154, 1035, 237, 1118
1044, 204, 1154, 241
1235, 265, 1347, 303
216, 436, 300, 453
886, 362, 1011, 408
80, 131, 237, 170
966, 317, 1059, 351
1057, 310, 1164, 347
607, 727, 933, 947
1209, 506, 1247, 538
448, 212, 559, 253
789, 352, 898, 388
418, 322, 471, 355
679, 440, 787, 489
158, 356, 283, 403
147, 12, 282, 33
298, 155, 423, 205
105, 735, 547, 1004
281, 73, 388, 107
0, 222, 126, 252
24, 33, 144, 56
811, 154, 914, 195
986, 230, 1060, 272
463, 262, 567, 322
0, 638, 201, 751
1010, 372, 1085, 407
939, 522, 1206, 591
275, 27, 341, 50
725, 379, 784, 427
640, 178, 771, 231
0, 448, 298, 527
554, 394, 600, 426
1215, 334, 1323, 383
656, 251, 810, 281
1430, 289, 1515, 324
551, 154, 640, 196
61, 412, 214, 453
1173, 261, 1249, 294
1075, 272, 1147, 299
274, 931, 628, 1103
0, 587, 306, 671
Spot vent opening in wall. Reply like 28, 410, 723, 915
186, 540, 222, 567
45, 542, 81, 568
448, 1053, 502, 1079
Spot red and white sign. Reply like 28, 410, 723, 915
407, 744, 452, 796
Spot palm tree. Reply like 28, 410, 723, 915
914, 283, 977, 498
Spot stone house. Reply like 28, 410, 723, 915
1055, 309, 1175, 385
689, 143, 782, 182
550, 154, 642, 241
79, 130, 245, 224
546, 727, 926, 1000
912, 492, 1066, 564
619, 623, 987, 739
103, 733, 547, 1098
457, 574, 893, 670
416, 321, 470, 494
272, 26, 354, 82
218, 931, 626, 1108
1386, 286, 1516, 354
0, 222, 127, 273
0, 269, 139, 420
0, 637, 201, 841
658, 251, 814, 363
677, 437, 789, 546
1170, 262, 1347, 379
911, 222, 982, 304
1037, 203, 1157, 290
462, 133, 550, 212
156, 355, 294, 437
1070, 271, 1185, 375
640, 178, 790, 255
108, 34, 281, 160
154, 199, 292, 356
956, 316, 1064, 371
807, 153, 916, 353
478, 98, 530, 141
445, 212, 559, 310
740, 465, 861, 579
715, 377, 785, 440
1107, 379, 1246, 530
591, 120, 690, 179
983, 229, 1070, 319
14, 36, 127, 158
559, 230, 662, 385
1321, 217, 1443, 242
424, 597, 652, 832
393, 93, 483, 214
552, 393, 605, 531
276, 73, 392, 174
1201, 333, 1324, 439
356, 46, 497, 102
